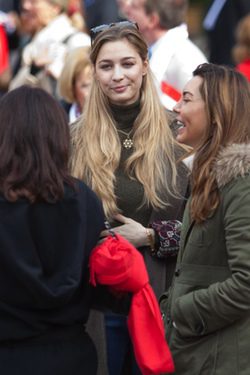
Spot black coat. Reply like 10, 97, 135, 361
0, 180, 104, 374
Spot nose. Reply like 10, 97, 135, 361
112, 65, 124, 81
120, 0, 133, 18
21, 0, 31, 11
173, 100, 181, 113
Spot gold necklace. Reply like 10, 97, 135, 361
117, 128, 134, 149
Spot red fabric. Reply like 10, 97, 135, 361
0, 25, 9, 75
89, 234, 174, 375
161, 81, 181, 102
236, 59, 250, 82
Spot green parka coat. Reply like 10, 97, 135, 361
161, 144, 250, 375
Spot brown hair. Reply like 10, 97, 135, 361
190, 63, 250, 222
0, 86, 74, 203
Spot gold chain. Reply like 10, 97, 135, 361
117, 129, 134, 149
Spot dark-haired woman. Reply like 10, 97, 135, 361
0, 85, 104, 375
161, 63, 250, 374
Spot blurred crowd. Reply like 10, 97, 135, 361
0, 0, 250, 111
0, 2, 250, 375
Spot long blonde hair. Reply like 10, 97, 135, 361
71, 25, 185, 219
190, 63, 250, 223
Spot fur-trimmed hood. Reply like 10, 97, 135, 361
214, 143, 250, 188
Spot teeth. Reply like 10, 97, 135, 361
171, 119, 184, 130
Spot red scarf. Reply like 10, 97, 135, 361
89, 234, 174, 375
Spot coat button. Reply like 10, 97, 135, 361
175, 268, 180, 276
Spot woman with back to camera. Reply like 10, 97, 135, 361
161, 63, 250, 374
0, 85, 104, 375
70, 21, 190, 375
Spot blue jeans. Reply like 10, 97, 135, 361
105, 314, 141, 375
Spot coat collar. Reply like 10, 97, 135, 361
213, 143, 250, 189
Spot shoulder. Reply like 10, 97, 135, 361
69, 178, 104, 219
66, 31, 90, 49
72, 178, 100, 202
178, 38, 207, 59
169, 41, 207, 73
169, 30, 207, 66
70, 116, 83, 142
166, 44, 207, 90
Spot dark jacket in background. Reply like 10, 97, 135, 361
82, 0, 122, 30
204, 0, 250, 65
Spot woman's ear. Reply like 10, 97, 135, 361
142, 59, 149, 76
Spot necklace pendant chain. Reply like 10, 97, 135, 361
117, 128, 134, 149
123, 137, 133, 149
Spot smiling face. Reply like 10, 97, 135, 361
94, 38, 148, 106
173, 76, 208, 149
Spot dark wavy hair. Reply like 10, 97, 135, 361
0, 85, 74, 203
190, 63, 250, 222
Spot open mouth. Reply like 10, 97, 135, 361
176, 120, 185, 129
171, 119, 185, 131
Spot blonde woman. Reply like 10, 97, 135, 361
58, 46, 92, 122
71, 22, 189, 375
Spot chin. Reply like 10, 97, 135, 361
113, 98, 134, 106
176, 135, 186, 145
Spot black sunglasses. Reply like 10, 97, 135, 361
90, 21, 139, 44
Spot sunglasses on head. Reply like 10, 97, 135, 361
90, 21, 139, 44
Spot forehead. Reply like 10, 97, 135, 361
184, 76, 203, 96
96, 39, 140, 61
129, 0, 145, 7
22, 0, 51, 6
76, 66, 92, 79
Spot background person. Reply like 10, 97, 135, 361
0, 23, 10, 94
124, 0, 207, 109
9, 0, 90, 98
161, 63, 250, 374
232, 13, 250, 81
58, 46, 92, 122
203, 0, 250, 66
0, 85, 104, 375
70, 22, 189, 375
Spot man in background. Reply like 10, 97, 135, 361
124, 0, 207, 109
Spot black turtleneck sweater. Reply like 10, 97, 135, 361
109, 101, 152, 228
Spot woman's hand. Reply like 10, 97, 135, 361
100, 214, 153, 248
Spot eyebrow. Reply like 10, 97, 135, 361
97, 56, 136, 64
183, 90, 193, 96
